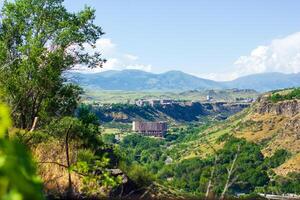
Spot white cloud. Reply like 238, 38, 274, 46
124, 54, 139, 61
125, 64, 152, 72
72, 32, 300, 80
198, 32, 300, 81
70, 38, 152, 73
194, 72, 240, 82
103, 58, 120, 70
94, 38, 116, 55
234, 32, 300, 76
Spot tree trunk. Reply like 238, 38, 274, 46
206, 155, 218, 199
220, 145, 240, 200
30, 117, 38, 132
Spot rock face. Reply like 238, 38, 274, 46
241, 97, 300, 157
284, 118, 300, 138
255, 98, 300, 117
94, 102, 250, 123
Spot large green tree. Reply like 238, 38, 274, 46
0, 0, 105, 129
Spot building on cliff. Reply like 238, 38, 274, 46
132, 121, 167, 137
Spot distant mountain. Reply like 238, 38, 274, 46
66, 70, 300, 92
66, 70, 222, 91
223, 72, 300, 92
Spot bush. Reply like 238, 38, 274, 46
269, 88, 300, 102
263, 149, 291, 168
122, 164, 155, 187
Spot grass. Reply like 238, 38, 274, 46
274, 153, 300, 176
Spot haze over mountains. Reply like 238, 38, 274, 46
67, 70, 300, 92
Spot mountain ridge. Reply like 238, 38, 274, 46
66, 69, 300, 92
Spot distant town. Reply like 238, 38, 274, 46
133, 95, 256, 108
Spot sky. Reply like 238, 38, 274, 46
64, 0, 300, 81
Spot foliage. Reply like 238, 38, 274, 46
0, 0, 120, 197
263, 149, 291, 168
0, 103, 44, 200
0, 0, 104, 129
155, 138, 270, 195
0, 104, 11, 138
214, 138, 269, 193
117, 134, 165, 167
102, 134, 117, 144
115, 131, 292, 197
73, 150, 122, 194
120, 163, 155, 187
38, 114, 120, 196
259, 172, 300, 194
268, 88, 300, 103
273, 172, 300, 194
46, 116, 101, 150
76, 104, 99, 126
46, 84, 83, 118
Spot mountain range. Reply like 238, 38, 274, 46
66, 70, 300, 92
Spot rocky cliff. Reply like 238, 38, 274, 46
255, 96, 300, 117
93, 102, 250, 123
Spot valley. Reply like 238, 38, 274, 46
95, 88, 300, 199
1, 1, 300, 199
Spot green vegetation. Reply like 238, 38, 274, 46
269, 88, 300, 102
0, 104, 44, 200
110, 125, 298, 198
103, 102, 300, 198
0, 0, 119, 198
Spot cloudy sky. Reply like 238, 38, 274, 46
64, 0, 300, 81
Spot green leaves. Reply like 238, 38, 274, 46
0, 0, 105, 129
0, 140, 44, 200
0, 104, 11, 138
268, 88, 300, 102
0, 103, 43, 200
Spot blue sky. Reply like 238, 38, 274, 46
64, 0, 300, 80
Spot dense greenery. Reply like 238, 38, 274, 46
0, 0, 104, 129
269, 88, 300, 103
0, 0, 120, 198
271, 173, 300, 194
112, 127, 298, 198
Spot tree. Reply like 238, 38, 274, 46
220, 145, 240, 200
0, 0, 105, 129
